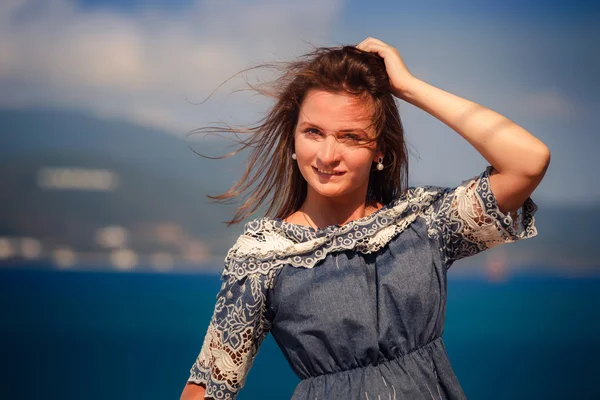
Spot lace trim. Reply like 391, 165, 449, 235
222, 194, 439, 280
188, 271, 275, 399
221, 166, 537, 279
422, 166, 538, 265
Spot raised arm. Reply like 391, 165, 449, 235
357, 37, 551, 216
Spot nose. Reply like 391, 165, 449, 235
317, 134, 341, 167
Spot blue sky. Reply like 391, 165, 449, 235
77, 0, 599, 14
1, 0, 598, 205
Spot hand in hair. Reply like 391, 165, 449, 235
356, 37, 415, 100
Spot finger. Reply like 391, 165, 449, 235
357, 40, 378, 52
357, 36, 383, 49
366, 37, 387, 47
358, 42, 390, 57
356, 37, 371, 50
358, 37, 389, 48
357, 39, 393, 55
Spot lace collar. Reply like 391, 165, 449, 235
223, 186, 444, 280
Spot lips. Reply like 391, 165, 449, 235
313, 166, 344, 177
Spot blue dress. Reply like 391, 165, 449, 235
187, 166, 538, 399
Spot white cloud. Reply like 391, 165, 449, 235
0, 1, 590, 133
0, 0, 344, 132
1, 1, 599, 205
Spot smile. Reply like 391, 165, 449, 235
313, 166, 344, 176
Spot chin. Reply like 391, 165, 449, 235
309, 182, 356, 199
312, 189, 346, 199
301, 169, 367, 199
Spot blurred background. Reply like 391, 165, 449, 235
1, 0, 599, 399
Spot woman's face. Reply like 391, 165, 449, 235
294, 89, 382, 202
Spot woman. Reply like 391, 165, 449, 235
180, 37, 549, 400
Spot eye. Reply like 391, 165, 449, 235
340, 133, 367, 144
341, 133, 360, 141
303, 127, 323, 137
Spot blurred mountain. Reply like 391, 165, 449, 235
0, 108, 243, 192
0, 109, 598, 275
0, 108, 250, 269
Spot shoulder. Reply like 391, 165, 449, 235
387, 184, 447, 215
397, 168, 496, 214
230, 218, 296, 259
222, 218, 297, 280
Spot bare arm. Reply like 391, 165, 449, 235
180, 382, 211, 400
357, 37, 551, 215
399, 77, 550, 215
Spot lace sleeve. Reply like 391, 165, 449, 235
428, 166, 538, 268
187, 264, 274, 399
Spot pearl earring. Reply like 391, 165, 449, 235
291, 152, 297, 160
376, 157, 384, 171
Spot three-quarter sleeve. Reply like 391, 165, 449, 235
429, 166, 538, 268
187, 268, 273, 399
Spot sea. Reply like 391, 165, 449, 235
1, 266, 599, 400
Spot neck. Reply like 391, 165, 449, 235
301, 188, 376, 228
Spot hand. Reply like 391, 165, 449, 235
356, 37, 416, 99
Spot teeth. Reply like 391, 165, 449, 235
317, 169, 342, 175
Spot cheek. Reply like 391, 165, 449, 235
293, 139, 313, 177
344, 149, 376, 174
294, 136, 316, 162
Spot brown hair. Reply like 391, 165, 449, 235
190, 45, 409, 225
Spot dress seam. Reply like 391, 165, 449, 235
303, 336, 442, 380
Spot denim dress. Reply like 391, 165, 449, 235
188, 166, 538, 399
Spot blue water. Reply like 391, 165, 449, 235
1, 267, 599, 400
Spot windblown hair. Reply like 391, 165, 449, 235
191, 45, 409, 225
